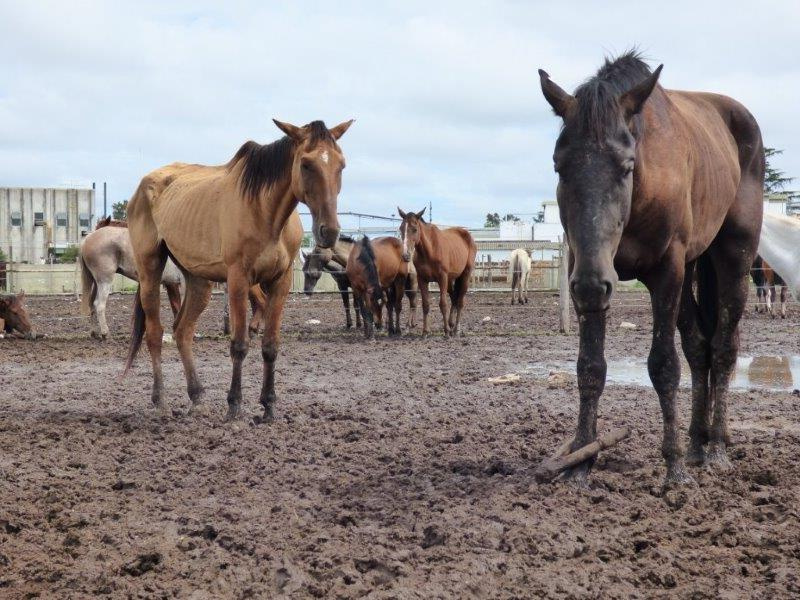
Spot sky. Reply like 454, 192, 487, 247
1, 1, 798, 228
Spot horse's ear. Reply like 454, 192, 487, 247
273, 119, 305, 141
538, 69, 575, 119
619, 64, 663, 119
397, 207, 407, 219
301, 250, 308, 260
416, 207, 426, 219
329, 119, 354, 141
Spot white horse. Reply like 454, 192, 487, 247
509, 248, 532, 304
758, 213, 800, 300
78, 222, 183, 339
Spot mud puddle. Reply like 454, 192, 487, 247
530, 355, 800, 392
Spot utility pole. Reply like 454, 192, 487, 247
103, 182, 107, 218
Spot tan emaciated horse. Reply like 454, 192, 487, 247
124, 119, 353, 422
398, 208, 476, 336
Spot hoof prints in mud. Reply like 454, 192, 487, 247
1, 292, 799, 598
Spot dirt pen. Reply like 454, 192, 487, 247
1, 285, 800, 597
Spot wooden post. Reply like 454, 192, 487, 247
558, 239, 570, 334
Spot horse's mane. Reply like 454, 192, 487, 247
339, 234, 355, 244
95, 216, 128, 230
231, 121, 334, 202
572, 50, 653, 140
357, 236, 383, 308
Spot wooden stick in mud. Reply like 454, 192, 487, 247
534, 426, 631, 483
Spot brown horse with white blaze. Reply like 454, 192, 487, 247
398, 208, 476, 337
124, 119, 353, 422
540, 52, 764, 486
346, 236, 415, 338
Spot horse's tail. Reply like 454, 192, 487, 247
357, 236, 382, 307
78, 252, 95, 316
122, 286, 146, 377
696, 253, 718, 340
510, 252, 521, 292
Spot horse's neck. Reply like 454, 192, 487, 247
417, 223, 438, 261
258, 179, 297, 240
759, 216, 800, 298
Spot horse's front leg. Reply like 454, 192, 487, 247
561, 310, 607, 484
338, 279, 353, 329
438, 276, 450, 336
643, 255, 693, 486
258, 269, 292, 422
418, 275, 431, 336
224, 267, 251, 422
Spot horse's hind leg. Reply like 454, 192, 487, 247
449, 268, 471, 337
174, 274, 212, 415
165, 282, 182, 328
705, 230, 756, 470
259, 269, 292, 422
139, 260, 168, 415
678, 260, 712, 467
642, 252, 694, 486
780, 285, 787, 318
93, 279, 112, 339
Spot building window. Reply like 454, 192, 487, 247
34, 212, 45, 226
56, 213, 68, 227
79, 213, 90, 228
10, 211, 21, 227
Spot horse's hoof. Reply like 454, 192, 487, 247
704, 444, 733, 471
663, 463, 696, 488
559, 462, 591, 488
154, 403, 171, 419
223, 404, 241, 423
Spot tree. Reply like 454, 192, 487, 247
112, 200, 129, 220
484, 212, 500, 227
764, 148, 794, 194
503, 213, 521, 223
0, 248, 7, 262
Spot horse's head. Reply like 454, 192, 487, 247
397, 207, 426, 262
539, 59, 662, 313
273, 118, 354, 249
0, 292, 33, 338
301, 246, 333, 296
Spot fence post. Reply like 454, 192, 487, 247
559, 239, 570, 334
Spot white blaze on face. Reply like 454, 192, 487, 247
321, 150, 329, 164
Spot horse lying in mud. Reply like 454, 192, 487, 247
539, 51, 764, 486
0, 292, 34, 339
750, 255, 788, 318
398, 207, 476, 337
509, 248, 532, 305
346, 236, 417, 338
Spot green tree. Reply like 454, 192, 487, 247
503, 213, 521, 223
112, 200, 129, 220
764, 147, 794, 193
302, 233, 313, 247
484, 212, 500, 227
60, 245, 80, 263
0, 248, 7, 262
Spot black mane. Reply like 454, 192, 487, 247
572, 51, 653, 139
231, 120, 333, 201
357, 236, 383, 308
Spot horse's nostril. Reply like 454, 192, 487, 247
603, 281, 613, 298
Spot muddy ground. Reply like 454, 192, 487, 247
1, 290, 799, 598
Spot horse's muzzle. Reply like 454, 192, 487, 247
402, 253, 411, 262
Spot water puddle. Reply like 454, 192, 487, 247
529, 355, 800, 392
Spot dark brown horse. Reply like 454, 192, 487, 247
125, 119, 352, 422
398, 208, 476, 337
0, 292, 33, 338
346, 236, 415, 338
539, 52, 764, 485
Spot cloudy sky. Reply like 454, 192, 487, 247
1, 1, 797, 227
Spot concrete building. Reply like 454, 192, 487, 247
0, 187, 95, 263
